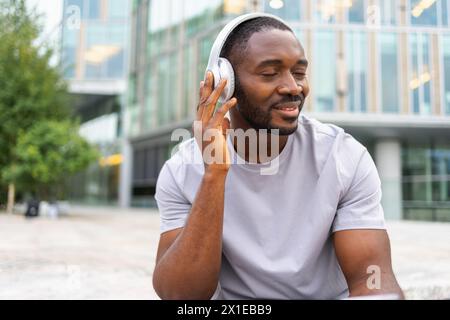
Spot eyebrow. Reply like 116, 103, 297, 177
256, 58, 309, 68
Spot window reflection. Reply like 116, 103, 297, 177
442, 35, 450, 115
402, 143, 450, 220
379, 33, 399, 113
379, 0, 397, 25
313, 0, 338, 23
88, 0, 100, 19
109, 0, 128, 19
62, 0, 129, 80
346, 31, 367, 112
348, 0, 365, 23
409, 33, 432, 115
441, 0, 449, 26
410, 0, 438, 26
183, 45, 195, 118
263, 0, 301, 21
313, 31, 336, 112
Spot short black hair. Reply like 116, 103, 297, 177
220, 16, 293, 66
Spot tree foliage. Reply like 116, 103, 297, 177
0, 0, 70, 170
0, 1, 98, 201
3, 121, 99, 200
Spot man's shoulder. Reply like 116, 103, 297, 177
297, 115, 368, 170
298, 114, 344, 138
162, 138, 203, 177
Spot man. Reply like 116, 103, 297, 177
152, 15, 404, 300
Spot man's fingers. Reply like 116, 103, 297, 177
221, 117, 231, 137
202, 79, 227, 121
196, 81, 205, 120
202, 71, 213, 100
211, 98, 237, 126
198, 72, 214, 122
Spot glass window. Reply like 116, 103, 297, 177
106, 49, 124, 77
66, 0, 84, 16
157, 53, 178, 125
63, 26, 78, 47
402, 145, 432, 202
183, 0, 223, 38
85, 62, 103, 79
409, 33, 432, 115
263, 0, 301, 21
183, 44, 195, 118
157, 55, 170, 125
88, 0, 100, 19
403, 144, 450, 204
61, 26, 78, 79
379, 33, 400, 113
379, 0, 397, 25
293, 27, 303, 44
128, 74, 137, 105
440, 0, 449, 26
313, 0, 337, 23
168, 53, 178, 122
144, 63, 156, 131
346, 31, 367, 113
442, 35, 450, 115
432, 145, 450, 203
62, 47, 76, 78
198, 33, 217, 84
313, 31, 336, 112
149, 0, 171, 32
348, 0, 365, 24
410, 33, 420, 113
108, 0, 128, 19
108, 24, 127, 45
85, 23, 106, 47
410, 0, 438, 26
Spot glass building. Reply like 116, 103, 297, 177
124, 0, 450, 221
60, 0, 131, 205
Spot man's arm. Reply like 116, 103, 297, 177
152, 72, 237, 300
333, 229, 404, 299
153, 169, 227, 300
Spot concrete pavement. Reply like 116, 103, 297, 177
0, 206, 449, 299
0, 206, 160, 300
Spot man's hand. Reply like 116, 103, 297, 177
194, 71, 237, 172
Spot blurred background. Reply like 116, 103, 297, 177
0, 0, 449, 300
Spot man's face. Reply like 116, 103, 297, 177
232, 29, 310, 135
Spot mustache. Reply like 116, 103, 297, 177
271, 94, 304, 109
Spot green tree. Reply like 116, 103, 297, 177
0, 1, 92, 210
2, 120, 99, 201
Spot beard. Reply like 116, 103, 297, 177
233, 76, 304, 136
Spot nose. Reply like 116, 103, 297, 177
277, 72, 303, 96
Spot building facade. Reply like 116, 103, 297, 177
125, 0, 450, 221
60, 0, 130, 205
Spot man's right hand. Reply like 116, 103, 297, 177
194, 71, 237, 173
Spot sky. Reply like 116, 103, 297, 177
26, 0, 63, 62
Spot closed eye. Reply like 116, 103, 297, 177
261, 73, 278, 77
293, 72, 306, 79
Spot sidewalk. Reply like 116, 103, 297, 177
0, 206, 160, 300
0, 206, 449, 299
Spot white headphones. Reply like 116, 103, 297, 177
205, 12, 291, 103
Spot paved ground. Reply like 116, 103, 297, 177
0, 206, 449, 300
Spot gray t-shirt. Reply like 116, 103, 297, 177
155, 115, 386, 299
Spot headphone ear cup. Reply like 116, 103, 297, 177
217, 58, 235, 103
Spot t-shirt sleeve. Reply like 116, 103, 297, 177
155, 162, 191, 234
332, 148, 386, 233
